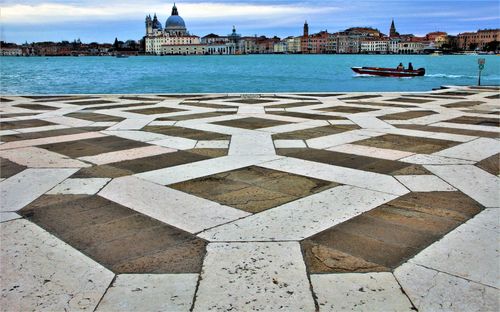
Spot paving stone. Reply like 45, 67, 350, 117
0, 127, 108, 142
327, 144, 414, 160
344, 101, 418, 108
213, 117, 291, 130
15, 103, 59, 110
193, 242, 315, 311
318, 106, 377, 113
119, 96, 162, 101
395, 175, 456, 192
66, 112, 125, 122
78, 145, 176, 165
395, 262, 498, 312
380, 110, 437, 120
227, 98, 277, 104
66, 99, 116, 105
0, 146, 90, 168
0, 119, 56, 131
158, 111, 234, 121
465, 208, 500, 233
340, 95, 382, 100
355, 134, 459, 154
397, 124, 499, 138
180, 101, 238, 109
445, 116, 500, 127
311, 273, 414, 311
0, 212, 21, 223
229, 133, 275, 156
187, 148, 228, 157
96, 274, 198, 312
20, 194, 208, 273
0, 219, 114, 311
143, 125, 230, 140
399, 154, 476, 165
272, 124, 360, 140
127, 106, 186, 115
267, 101, 321, 109
475, 153, 500, 176
0, 157, 27, 179
443, 100, 486, 108
273, 139, 307, 148
0, 132, 108, 151
386, 97, 434, 104
47, 178, 111, 195
434, 137, 500, 162
268, 111, 346, 120
149, 136, 198, 150
0, 168, 77, 212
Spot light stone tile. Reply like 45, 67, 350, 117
194, 140, 229, 149
328, 144, 414, 160
307, 130, 383, 149
409, 221, 499, 288
90, 121, 118, 127
47, 178, 111, 195
42, 116, 94, 127
0, 168, 78, 212
395, 262, 498, 312
101, 130, 168, 142
15, 124, 69, 134
395, 175, 456, 192
0, 132, 107, 150
374, 127, 477, 143
78, 145, 176, 165
465, 208, 500, 233
434, 121, 500, 133
0, 219, 114, 311
399, 154, 476, 165
107, 117, 156, 130
237, 106, 265, 114
149, 136, 198, 150
199, 185, 397, 242
98, 176, 249, 233
136, 155, 282, 185
228, 133, 275, 156
193, 242, 315, 312
434, 138, 500, 161
258, 120, 329, 134
0, 212, 21, 223
329, 119, 357, 125
274, 140, 307, 148
144, 120, 177, 126
0, 130, 19, 136
311, 273, 414, 312
425, 165, 500, 207
349, 115, 395, 129
0, 147, 90, 168
96, 274, 198, 312
260, 157, 409, 195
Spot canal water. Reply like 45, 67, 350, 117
1, 54, 499, 94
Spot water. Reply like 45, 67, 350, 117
1, 54, 499, 94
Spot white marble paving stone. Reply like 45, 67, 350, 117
395, 262, 498, 312
0, 219, 114, 311
98, 176, 250, 233
78, 145, 176, 165
0, 212, 21, 223
433, 121, 500, 133
47, 178, 111, 195
409, 221, 499, 288
194, 140, 230, 149
434, 137, 500, 161
193, 242, 315, 312
0, 168, 78, 212
311, 273, 414, 312
328, 143, 414, 160
395, 175, 456, 192
149, 135, 198, 150
425, 165, 500, 207
0, 146, 90, 168
306, 130, 382, 149
96, 274, 198, 312
465, 208, 500, 233
42, 116, 94, 127
273, 139, 307, 148
228, 133, 275, 156
136, 155, 281, 185
106, 117, 156, 130
260, 157, 409, 195
349, 115, 395, 129
101, 130, 168, 142
375, 127, 476, 143
0, 131, 107, 150
399, 154, 476, 165
15, 124, 69, 134
199, 185, 397, 242
237, 106, 265, 114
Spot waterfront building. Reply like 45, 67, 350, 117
285, 37, 302, 53
0, 47, 22, 56
389, 19, 400, 37
457, 29, 500, 51
201, 34, 228, 45
398, 41, 424, 54
360, 38, 389, 54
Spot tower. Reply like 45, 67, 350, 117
390, 19, 398, 37
145, 15, 153, 35
172, 3, 179, 16
303, 21, 309, 38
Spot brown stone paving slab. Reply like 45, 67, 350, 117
272, 125, 360, 140
344, 101, 418, 108
66, 99, 116, 105
0, 97, 14, 102
0, 157, 27, 179
180, 102, 238, 109
170, 166, 338, 213
20, 194, 207, 273
385, 97, 434, 104
442, 101, 486, 108
475, 153, 500, 176
402, 94, 467, 100
0, 119, 56, 131
157, 111, 235, 121
468, 86, 500, 91
39, 136, 149, 158
66, 112, 125, 122
295, 93, 344, 97
119, 96, 162, 101
301, 191, 483, 273
0, 113, 37, 118
380, 110, 437, 120
439, 91, 478, 96
213, 117, 291, 130
227, 99, 277, 105
127, 107, 186, 115
30, 96, 96, 102
143, 125, 230, 140
186, 148, 228, 158
267, 111, 346, 120
266, 102, 321, 109
396, 124, 499, 139
318, 106, 378, 113
83, 103, 155, 111
354, 134, 459, 154
0, 127, 108, 142
445, 116, 500, 127
14, 104, 59, 111
276, 148, 428, 175
339, 95, 382, 100
71, 165, 134, 179
485, 94, 500, 99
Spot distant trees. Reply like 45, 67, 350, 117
484, 40, 499, 52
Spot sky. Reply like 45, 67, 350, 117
1, 0, 499, 44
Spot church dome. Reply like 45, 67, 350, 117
165, 4, 186, 29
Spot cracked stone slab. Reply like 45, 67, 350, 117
96, 274, 198, 312
0, 212, 21, 223
395, 175, 456, 192
311, 273, 414, 311
433, 137, 500, 161
193, 242, 315, 311
395, 262, 498, 312
47, 178, 111, 195
0, 219, 114, 311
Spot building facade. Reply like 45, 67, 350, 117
457, 29, 500, 50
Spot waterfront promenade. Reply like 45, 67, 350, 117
0, 86, 499, 311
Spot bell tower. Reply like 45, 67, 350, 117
303, 21, 309, 38
390, 19, 398, 37
145, 15, 153, 35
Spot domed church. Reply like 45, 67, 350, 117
145, 3, 189, 37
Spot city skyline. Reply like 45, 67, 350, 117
2, 0, 500, 44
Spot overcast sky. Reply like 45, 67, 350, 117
1, 0, 499, 43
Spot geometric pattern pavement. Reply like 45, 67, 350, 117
1, 86, 499, 311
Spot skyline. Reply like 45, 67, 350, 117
2, 0, 500, 44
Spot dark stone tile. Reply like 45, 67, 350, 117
66, 99, 116, 105
475, 153, 500, 176
266, 102, 321, 109
355, 134, 458, 154
127, 107, 186, 115
0, 119, 56, 131
143, 125, 230, 140
20, 195, 207, 273
33, 96, 96, 102
385, 98, 434, 104
180, 102, 238, 109
267, 111, 345, 120
0, 127, 108, 142
485, 94, 500, 99
84, 103, 154, 110
339, 95, 382, 100
213, 117, 291, 130
380, 110, 437, 120
402, 94, 466, 100
0, 157, 27, 179
186, 148, 228, 158
344, 101, 417, 108
0, 113, 36, 118
228, 99, 277, 104
158, 111, 235, 121
443, 101, 486, 108
295, 93, 344, 97
445, 116, 500, 127
14, 104, 59, 111
66, 112, 125, 122
0, 97, 14, 102
439, 91, 477, 96
396, 124, 499, 139
119, 96, 161, 101
272, 125, 360, 140
318, 106, 377, 113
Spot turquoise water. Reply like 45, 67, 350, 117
1, 55, 499, 94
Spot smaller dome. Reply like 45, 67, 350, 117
166, 15, 185, 28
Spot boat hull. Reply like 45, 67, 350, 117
352, 67, 425, 77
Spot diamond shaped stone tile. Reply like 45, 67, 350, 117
213, 117, 291, 130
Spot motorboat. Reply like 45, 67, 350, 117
352, 66, 425, 77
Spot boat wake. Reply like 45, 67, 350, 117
425, 74, 475, 79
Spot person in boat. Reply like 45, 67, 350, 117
408, 62, 414, 70
396, 63, 404, 70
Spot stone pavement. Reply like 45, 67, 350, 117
0, 86, 499, 311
